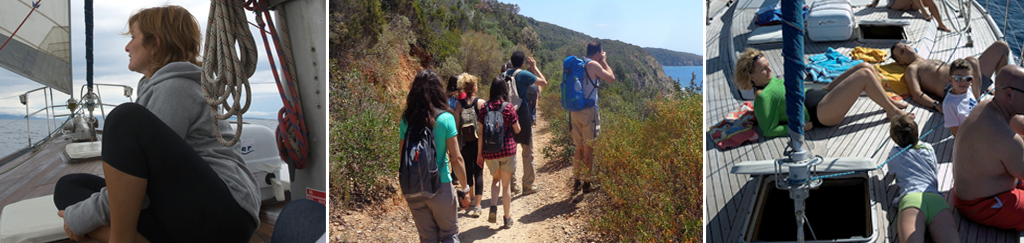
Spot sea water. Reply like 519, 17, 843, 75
979, 0, 1024, 64
0, 118, 280, 159
663, 66, 704, 93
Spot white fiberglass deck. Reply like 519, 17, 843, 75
704, 0, 1021, 242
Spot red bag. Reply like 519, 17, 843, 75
709, 101, 760, 150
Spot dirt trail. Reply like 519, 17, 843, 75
334, 108, 604, 242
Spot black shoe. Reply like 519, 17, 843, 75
572, 178, 582, 193
582, 181, 593, 194
503, 216, 514, 229
488, 206, 498, 223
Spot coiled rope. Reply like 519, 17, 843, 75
202, 0, 257, 146
246, 0, 309, 169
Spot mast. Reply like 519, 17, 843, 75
782, 0, 812, 242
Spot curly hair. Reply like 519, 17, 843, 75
734, 48, 764, 90
403, 70, 454, 127
458, 73, 479, 96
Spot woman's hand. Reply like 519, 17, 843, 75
477, 154, 485, 168
57, 210, 91, 242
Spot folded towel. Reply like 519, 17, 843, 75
851, 47, 888, 64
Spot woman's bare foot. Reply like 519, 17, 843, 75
938, 24, 951, 32
921, 12, 933, 21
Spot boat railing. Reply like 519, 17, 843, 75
17, 84, 133, 147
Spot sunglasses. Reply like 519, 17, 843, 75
1003, 86, 1024, 94
748, 53, 764, 74
951, 75, 973, 83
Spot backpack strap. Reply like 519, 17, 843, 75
583, 58, 600, 98
510, 69, 524, 95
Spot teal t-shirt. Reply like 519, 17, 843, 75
400, 112, 458, 183
753, 77, 810, 138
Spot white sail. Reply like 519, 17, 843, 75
0, 0, 71, 95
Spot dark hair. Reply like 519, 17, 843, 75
489, 76, 510, 103
948, 58, 972, 76
890, 42, 902, 62
510, 51, 525, 68
889, 114, 918, 148
447, 74, 461, 96
403, 70, 454, 127
502, 61, 513, 72
587, 40, 602, 57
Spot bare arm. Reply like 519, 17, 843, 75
1000, 135, 1024, 181
527, 57, 548, 87
950, 127, 959, 138
512, 120, 521, 134
904, 63, 941, 112
446, 136, 468, 191
587, 55, 616, 83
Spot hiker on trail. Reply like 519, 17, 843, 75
52, 6, 261, 242
886, 113, 961, 243
446, 74, 469, 208
398, 70, 471, 242
734, 48, 907, 138
506, 51, 548, 195
951, 66, 1024, 231
457, 73, 486, 217
883, 42, 1008, 113
867, 0, 950, 32
569, 41, 616, 193
477, 77, 521, 229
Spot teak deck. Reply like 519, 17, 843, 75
0, 134, 286, 243
705, 0, 1022, 242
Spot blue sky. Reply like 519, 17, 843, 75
0, 0, 284, 119
508, 0, 702, 55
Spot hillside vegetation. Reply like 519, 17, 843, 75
644, 47, 703, 66
332, 0, 702, 241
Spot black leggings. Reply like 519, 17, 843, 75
53, 103, 254, 242
461, 142, 484, 196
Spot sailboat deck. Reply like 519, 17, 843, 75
705, 0, 1020, 242
0, 134, 284, 243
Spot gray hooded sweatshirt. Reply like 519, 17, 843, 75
63, 62, 261, 235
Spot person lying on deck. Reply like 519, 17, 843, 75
867, 0, 951, 32
51, 6, 261, 242
734, 48, 908, 138
885, 41, 1009, 113
951, 66, 1024, 231
886, 113, 960, 243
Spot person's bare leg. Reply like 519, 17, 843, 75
928, 208, 961, 243
573, 144, 584, 179
103, 162, 147, 243
914, 0, 932, 21
923, 0, 950, 31
501, 170, 512, 219
898, 208, 926, 243
491, 172, 500, 208
825, 63, 874, 91
979, 41, 1010, 79
890, 0, 914, 10
816, 67, 907, 126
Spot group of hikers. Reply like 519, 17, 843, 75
733, 40, 1024, 242
398, 41, 615, 242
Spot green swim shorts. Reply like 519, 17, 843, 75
899, 192, 950, 224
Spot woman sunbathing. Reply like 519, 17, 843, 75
734, 48, 908, 138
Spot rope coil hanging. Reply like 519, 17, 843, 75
202, 0, 258, 146
246, 0, 309, 169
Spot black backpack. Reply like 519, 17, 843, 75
399, 111, 443, 203
460, 98, 480, 143
482, 102, 508, 153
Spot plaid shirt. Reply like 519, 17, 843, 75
479, 101, 518, 159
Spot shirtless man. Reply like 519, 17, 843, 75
951, 66, 1024, 231
891, 41, 1009, 112
868, 0, 950, 32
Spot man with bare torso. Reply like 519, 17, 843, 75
952, 66, 1024, 231
890, 41, 1009, 112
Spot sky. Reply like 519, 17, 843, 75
508, 0, 702, 55
0, 0, 284, 119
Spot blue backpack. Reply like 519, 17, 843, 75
562, 56, 597, 111
399, 110, 443, 203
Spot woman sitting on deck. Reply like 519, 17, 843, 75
734, 48, 909, 138
52, 6, 261, 242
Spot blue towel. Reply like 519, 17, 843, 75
805, 47, 863, 84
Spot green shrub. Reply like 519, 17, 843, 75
591, 93, 703, 242
330, 61, 403, 210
